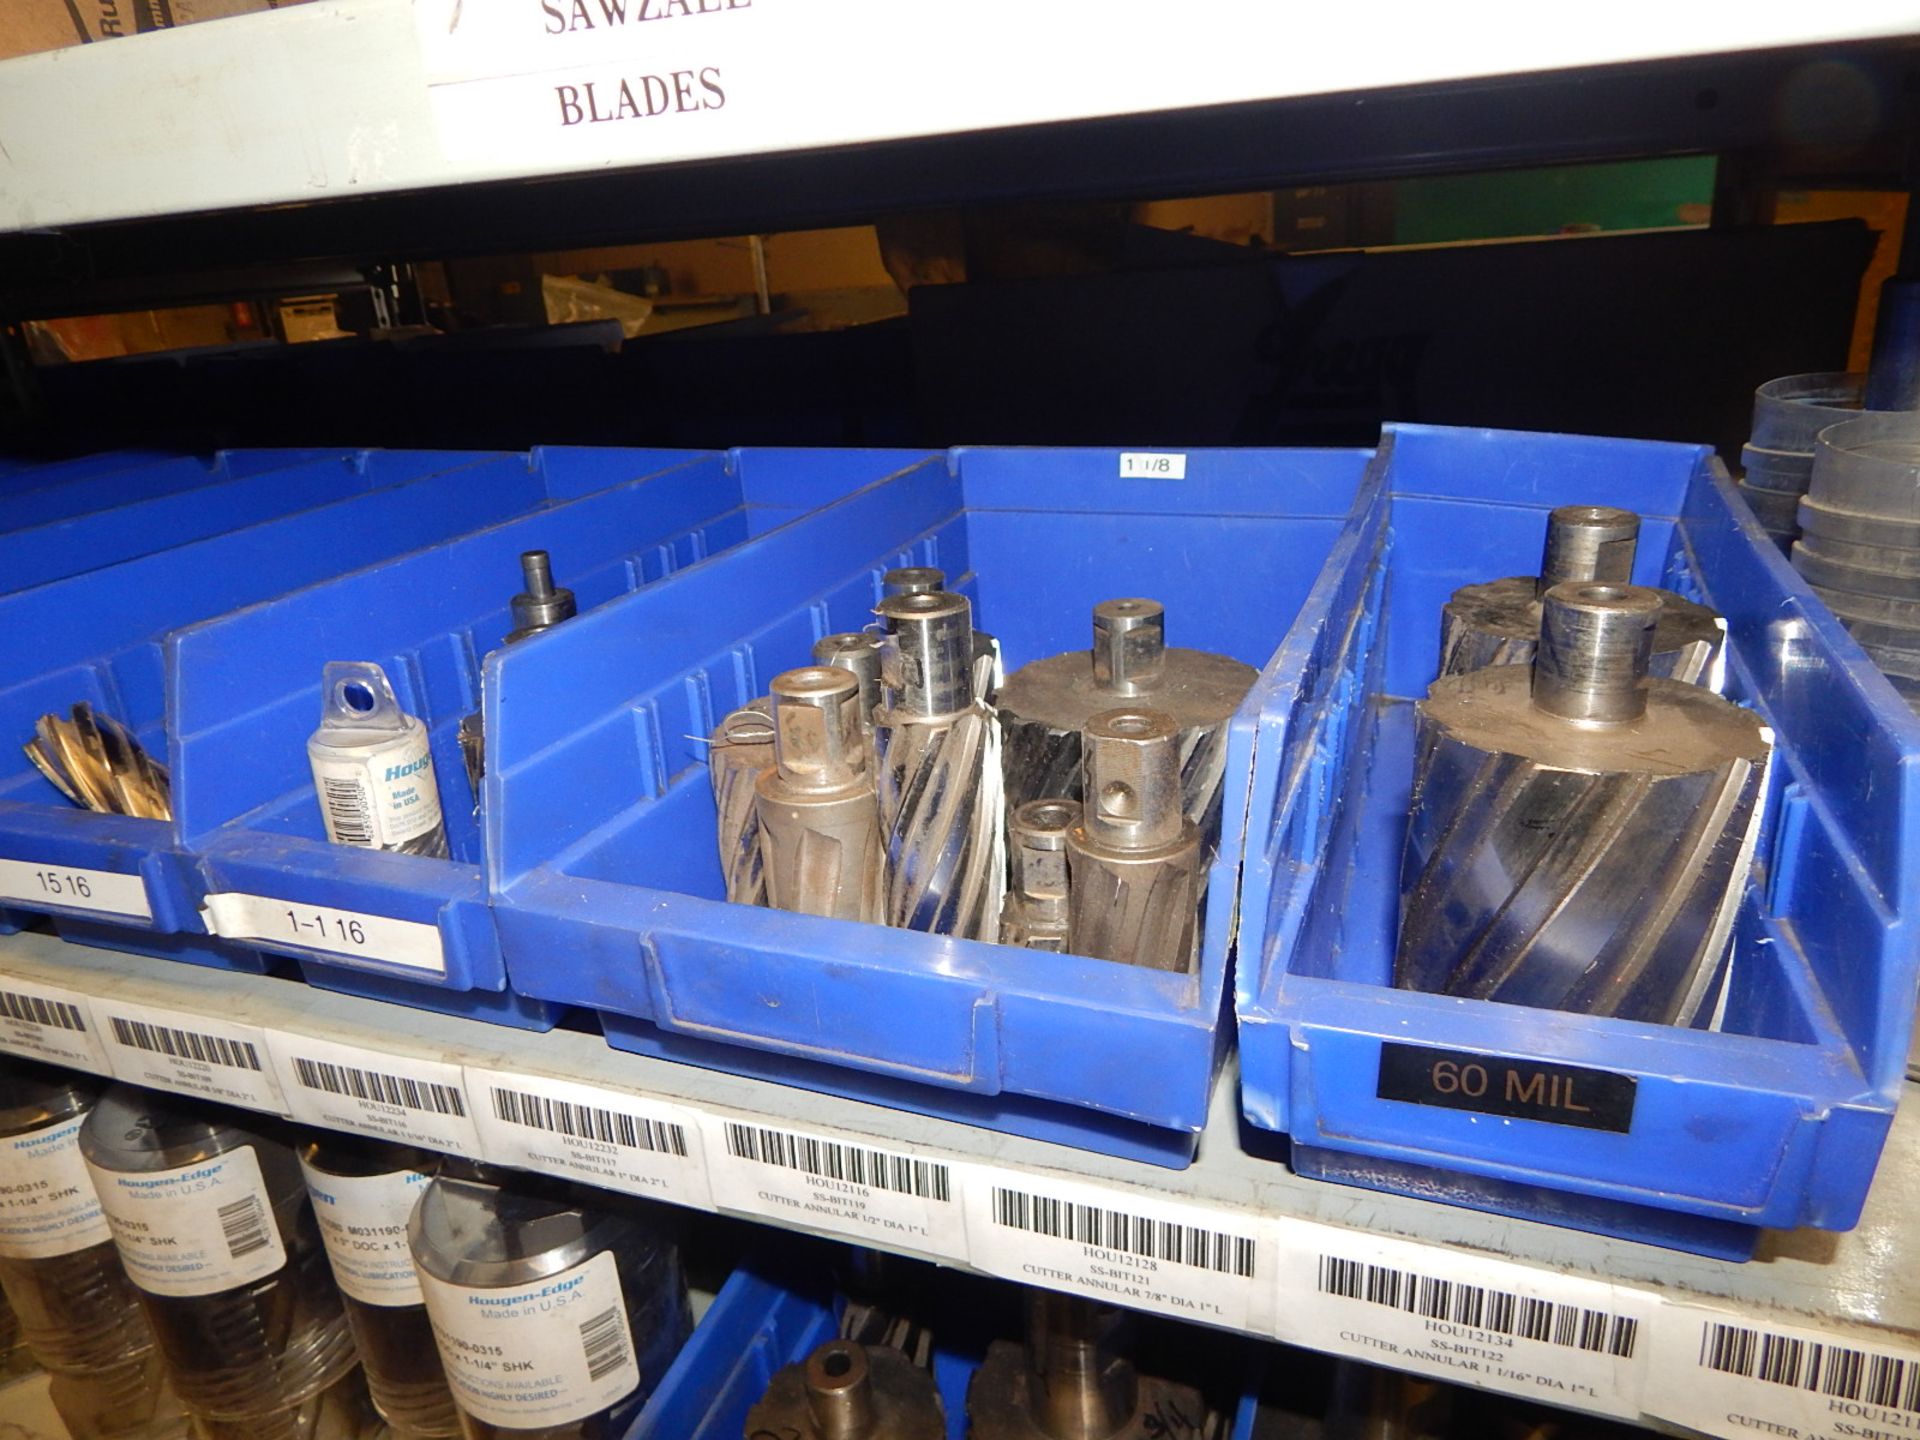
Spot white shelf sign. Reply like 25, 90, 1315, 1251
469, 1067, 710, 1209
96, 1001, 286, 1114
203, 892, 446, 975
0, 973, 109, 1071
267, 1032, 480, 1154
0, 859, 151, 920
700, 1112, 968, 1261
1118, 452, 1188, 480
1645, 1303, 1920, 1440
961, 1165, 1269, 1334
1267, 1218, 1657, 1422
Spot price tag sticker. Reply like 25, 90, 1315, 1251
1118, 452, 1188, 480
1266, 1217, 1657, 1421
202, 892, 445, 974
700, 1112, 968, 1261
267, 1032, 480, 1154
96, 1001, 286, 1114
961, 1165, 1269, 1333
0, 859, 152, 920
0, 972, 109, 1071
1645, 1303, 1920, 1440
469, 1067, 710, 1208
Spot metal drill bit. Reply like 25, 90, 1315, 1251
25, 704, 171, 819
1065, 709, 1203, 972
873, 591, 1006, 939
813, 632, 883, 729
967, 1292, 1207, 1440
998, 599, 1256, 846
462, 549, 582, 792
709, 699, 773, 907
743, 1339, 944, 1440
1439, 505, 1725, 686
1400, 582, 1773, 1024
756, 667, 886, 922
1000, 798, 1077, 950
881, 565, 1003, 702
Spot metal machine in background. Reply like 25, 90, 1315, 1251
1398, 581, 1771, 1024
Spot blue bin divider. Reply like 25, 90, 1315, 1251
0, 450, 507, 593
2, 454, 223, 534
1234, 424, 1920, 1247
490, 447, 1368, 1155
0, 451, 611, 968
169, 449, 915, 1025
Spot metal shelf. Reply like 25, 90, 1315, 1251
1, 928, 1913, 1439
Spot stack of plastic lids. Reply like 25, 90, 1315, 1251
1792, 411, 1920, 709
1738, 373, 1865, 552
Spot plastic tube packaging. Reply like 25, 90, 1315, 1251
410, 1172, 691, 1439
307, 659, 450, 859
0, 1060, 187, 1440
299, 1135, 460, 1439
78, 1086, 371, 1440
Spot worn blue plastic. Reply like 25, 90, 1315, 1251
0, 451, 625, 970
0, 450, 496, 592
491, 447, 1369, 1153
1235, 424, 1920, 1243
170, 449, 918, 1024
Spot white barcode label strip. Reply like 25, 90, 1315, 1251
467, 1067, 708, 1207
725, 1122, 951, 1201
296, 1056, 467, 1116
963, 1167, 1266, 1331
218, 1194, 273, 1259
266, 1033, 478, 1153
319, 778, 376, 847
0, 859, 152, 920
0, 971, 108, 1071
1647, 1305, 1920, 1440
1270, 1217, 1654, 1421
99, 1003, 285, 1113
110, 1016, 262, 1070
702, 1112, 967, 1259
492, 1087, 685, 1155
202, 892, 445, 975
1317, 1255, 1638, 1358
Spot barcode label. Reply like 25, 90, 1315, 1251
702, 1113, 966, 1259
0, 973, 107, 1069
218, 1194, 273, 1259
296, 1056, 468, 1116
992, 1185, 1256, 1278
100, 1004, 285, 1112
1269, 1218, 1655, 1421
110, 1016, 261, 1070
579, 1306, 632, 1384
0, 988, 85, 1032
1317, 1255, 1638, 1358
320, 777, 376, 847
468, 1068, 708, 1206
963, 1167, 1266, 1330
267, 1033, 478, 1152
724, 1122, 951, 1201
492, 1088, 685, 1155
1647, 1305, 1920, 1440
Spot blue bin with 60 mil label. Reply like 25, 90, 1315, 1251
168, 449, 930, 1026
1233, 424, 1920, 1256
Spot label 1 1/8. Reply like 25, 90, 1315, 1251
0, 859, 153, 920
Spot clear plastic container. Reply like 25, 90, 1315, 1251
306, 660, 450, 859
1808, 412, 1920, 522
0, 1060, 188, 1440
298, 1135, 461, 1439
77, 1085, 372, 1440
409, 1173, 690, 1440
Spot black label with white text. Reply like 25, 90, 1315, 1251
1376, 1043, 1636, 1132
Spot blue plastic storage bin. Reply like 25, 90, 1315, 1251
0, 450, 445, 592
0, 451, 295, 535
1234, 424, 1920, 1252
170, 449, 922, 1026
0, 450, 618, 970
491, 447, 1370, 1161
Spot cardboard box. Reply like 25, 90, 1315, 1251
0, 0, 310, 64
